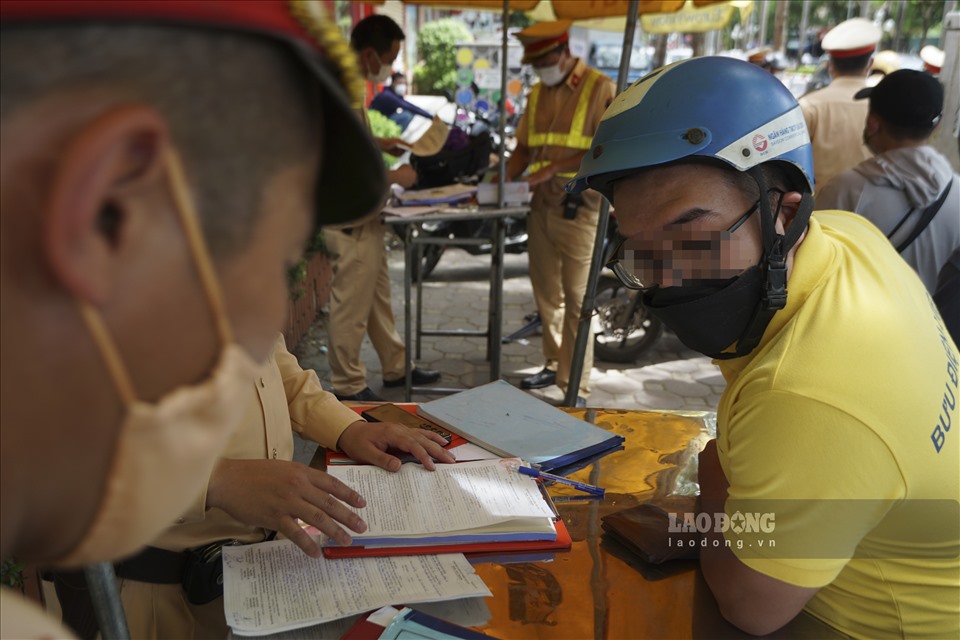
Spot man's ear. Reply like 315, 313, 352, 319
777, 191, 804, 231
864, 113, 881, 137
43, 105, 170, 304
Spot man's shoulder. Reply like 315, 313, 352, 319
583, 62, 615, 85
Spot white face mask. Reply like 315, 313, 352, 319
51, 148, 261, 567
394, 84, 407, 96
366, 52, 393, 85
535, 62, 567, 87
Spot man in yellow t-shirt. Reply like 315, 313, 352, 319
567, 56, 959, 637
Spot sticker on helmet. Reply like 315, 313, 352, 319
600, 60, 686, 122
716, 105, 809, 170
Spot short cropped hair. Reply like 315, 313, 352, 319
831, 51, 872, 75
350, 15, 404, 55
878, 115, 937, 142
0, 24, 320, 257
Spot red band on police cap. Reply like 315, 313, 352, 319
523, 32, 569, 58
0, 0, 319, 51
828, 44, 877, 58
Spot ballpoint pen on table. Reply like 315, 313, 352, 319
508, 462, 606, 497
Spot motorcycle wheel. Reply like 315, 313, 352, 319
411, 244, 446, 283
593, 277, 664, 363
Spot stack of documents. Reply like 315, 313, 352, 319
322, 458, 570, 558
222, 545, 490, 637
395, 183, 477, 206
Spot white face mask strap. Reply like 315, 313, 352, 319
78, 303, 137, 405
162, 147, 235, 345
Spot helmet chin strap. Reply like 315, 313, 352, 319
714, 167, 814, 360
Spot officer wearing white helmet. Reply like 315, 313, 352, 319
920, 44, 945, 76
799, 17, 882, 188
568, 56, 959, 637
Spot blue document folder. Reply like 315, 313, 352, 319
417, 380, 625, 472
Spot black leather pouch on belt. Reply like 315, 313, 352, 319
563, 192, 583, 220
115, 539, 241, 605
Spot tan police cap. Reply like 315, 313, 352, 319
515, 20, 572, 64
822, 18, 881, 58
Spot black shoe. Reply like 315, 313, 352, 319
521, 368, 556, 389
383, 368, 441, 388
335, 387, 384, 402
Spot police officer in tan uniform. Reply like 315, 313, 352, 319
920, 45, 945, 77
799, 18, 882, 189
0, 1, 390, 637
326, 14, 440, 402
504, 21, 615, 404
113, 334, 454, 639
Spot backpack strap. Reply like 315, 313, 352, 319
892, 180, 953, 253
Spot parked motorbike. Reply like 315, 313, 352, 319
398, 98, 524, 282
501, 217, 664, 363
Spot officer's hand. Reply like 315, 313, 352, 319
206, 458, 367, 557
377, 136, 409, 156
337, 420, 455, 472
389, 164, 418, 188
522, 165, 554, 187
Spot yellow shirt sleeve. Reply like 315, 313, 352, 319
272, 334, 362, 450
719, 389, 906, 588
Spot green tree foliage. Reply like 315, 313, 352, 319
413, 18, 473, 96
1, 557, 24, 589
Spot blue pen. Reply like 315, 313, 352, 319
515, 465, 606, 497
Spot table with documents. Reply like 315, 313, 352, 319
382, 204, 529, 401
291, 408, 845, 640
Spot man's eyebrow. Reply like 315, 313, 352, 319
668, 208, 714, 226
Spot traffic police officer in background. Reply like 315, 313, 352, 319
504, 20, 615, 404
799, 17, 882, 189
920, 44, 945, 76
326, 14, 441, 402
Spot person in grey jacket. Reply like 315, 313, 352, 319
817, 70, 959, 293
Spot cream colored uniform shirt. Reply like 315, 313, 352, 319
1, 589, 76, 640
118, 333, 362, 639
158, 332, 361, 549
799, 76, 872, 191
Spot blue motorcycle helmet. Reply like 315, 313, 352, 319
567, 56, 817, 359
567, 56, 814, 198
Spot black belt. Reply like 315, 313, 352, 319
114, 546, 187, 584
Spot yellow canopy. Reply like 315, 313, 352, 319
360, 0, 727, 20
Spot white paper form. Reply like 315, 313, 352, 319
327, 458, 556, 541
230, 598, 492, 640
222, 541, 490, 637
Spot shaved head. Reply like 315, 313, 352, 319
1, 24, 320, 256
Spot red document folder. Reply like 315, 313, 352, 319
323, 517, 572, 559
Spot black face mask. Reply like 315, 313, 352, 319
639, 174, 814, 361
641, 265, 765, 359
